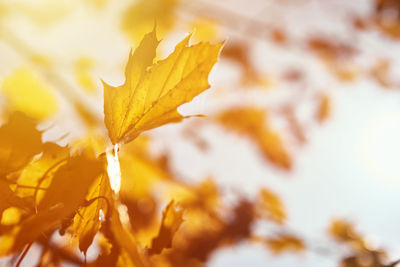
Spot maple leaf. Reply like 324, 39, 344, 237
73, 172, 112, 254
122, 195, 157, 234
148, 200, 184, 255
103, 202, 149, 267
329, 219, 388, 266
216, 107, 292, 170
329, 219, 366, 250
15, 142, 69, 204
0, 112, 43, 176
103, 29, 223, 145
180, 179, 220, 213
11, 151, 104, 252
165, 199, 255, 264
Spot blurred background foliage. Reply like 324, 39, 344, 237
0, 0, 400, 266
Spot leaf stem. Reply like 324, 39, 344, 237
106, 144, 121, 194
15, 242, 33, 267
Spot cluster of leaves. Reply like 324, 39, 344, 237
1, 0, 399, 266
329, 220, 388, 267
0, 28, 307, 266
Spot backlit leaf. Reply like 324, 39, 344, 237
11, 150, 104, 252
73, 172, 113, 254
15, 142, 69, 204
103, 29, 223, 145
0, 112, 43, 176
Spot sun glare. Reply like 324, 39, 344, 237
361, 112, 400, 186
106, 144, 121, 194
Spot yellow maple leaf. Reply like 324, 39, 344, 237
103, 29, 223, 145
15, 142, 69, 206
107, 202, 150, 267
11, 150, 104, 252
73, 172, 112, 254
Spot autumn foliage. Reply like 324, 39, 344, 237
1, 0, 400, 266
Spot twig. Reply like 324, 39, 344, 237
383, 259, 400, 267
15, 242, 33, 267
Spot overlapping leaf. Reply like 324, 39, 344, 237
15, 142, 69, 203
148, 200, 184, 255
0, 112, 43, 176
0, 179, 27, 222
11, 151, 104, 252
73, 172, 112, 254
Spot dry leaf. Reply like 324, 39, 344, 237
11, 151, 104, 252
0, 112, 43, 176
148, 200, 184, 255
73, 172, 113, 254
217, 107, 292, 170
